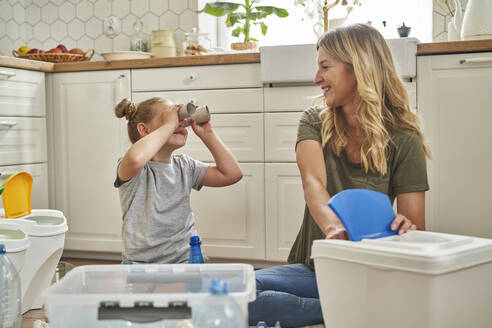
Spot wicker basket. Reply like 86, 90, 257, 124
12, 49, 95, 63
230, 42, 258, 51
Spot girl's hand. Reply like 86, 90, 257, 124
161, 104, 180, 129
191, 118, 213, 138
391, 213, 417, 235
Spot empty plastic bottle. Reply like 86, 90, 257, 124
0, 244, 22, 328
188, 235, 204, 264
193, 278, 246, 328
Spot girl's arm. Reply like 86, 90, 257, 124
118, 105, 180, 182
296, 139, 348, 239
395, 191, 426, 231
192, 120, 242, 187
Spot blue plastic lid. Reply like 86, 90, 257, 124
327, 189, 397, 241
0, 244, 5, 254
210, 278, 227, 295
190, 235, 201, 246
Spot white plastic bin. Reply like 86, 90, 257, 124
312, 230, 492, 328
44, 263, 255, 328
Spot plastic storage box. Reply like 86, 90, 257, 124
44, 263, 255, 328
312, 230, 492, 328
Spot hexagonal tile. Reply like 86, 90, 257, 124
13, 3, 25, 24
6, 21, 20, 41
13, 39, 25, 50
67, 0, 80, 5
24, 0, 34, 6
50, 0, 66, 5
433, 31, 447, 42
174, 28, 185, 54
159, 11, 178, 30
131, 0, 149, 18
60, 36, 76, 51
0, 37, 13, 57
41, 3, 58, 24
7, 0, 17, 5
33, 21, 50, 42
188, 0, 197, 11
24, 24, 33, 42
112, 0, 130, 18
169, 0, 187, 14
68, 18, 85, 40
26, 4, 41, 24
149, 0, 168, 16
51, 20, 68, 40
113, 33, 130, 51
76, 1, 93, 22
141, 12, 158, 35
29, 39, 43, 50
121, 14, 136, 36
59, 2, 75, 23
33, 0, 49, 7
76, 35, 94, 51
94, 0, 111, 20
179, 9, 197, 33
43, 38, 58, 51
86, 17, 102, 39
0, 21, 5, 39
0, 1, 13, 21
95, 34, 112, 53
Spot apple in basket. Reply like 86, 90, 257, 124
69, 48, 84, 55
27, 48, 42, 54
46, 48, 62, 54
56, 44, 68, 53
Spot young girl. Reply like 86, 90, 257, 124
114, 97, 242, 264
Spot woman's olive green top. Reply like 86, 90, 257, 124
288, 107, 429, 270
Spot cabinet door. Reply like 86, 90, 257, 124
264, 86, 320, 112
191, 163, 265, 260
265, 163, 305, 261
0, 163, 48, 209
51, 70, 130, 253
418, 53, 492, 238
265, 112, 302, 162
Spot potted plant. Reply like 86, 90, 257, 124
199, 1, 289, 50
295, 0, 361, 32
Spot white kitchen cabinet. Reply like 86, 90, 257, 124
418, 52, 492, 239
265, 163, 305, 261
51, 70, 130, 253
191, 163, 265, 260
0, 67, 49, 210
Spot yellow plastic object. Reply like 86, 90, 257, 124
1, 171, 33, 218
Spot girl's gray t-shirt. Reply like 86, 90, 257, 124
115, 154, 209, 263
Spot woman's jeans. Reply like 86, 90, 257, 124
248, 264, 323, 327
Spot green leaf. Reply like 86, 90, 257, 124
199, 2, 240, 17
260, 22, 268, 36
226, 12, 243, 27
255, 6, 289, 18
232, 27, 243, 37
246, 11, 268, 20
250, 37, 258, 42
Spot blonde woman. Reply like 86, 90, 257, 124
248, 24, 430, 327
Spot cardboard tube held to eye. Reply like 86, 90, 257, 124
183, 105, 210, 127
178, 102, 196, 120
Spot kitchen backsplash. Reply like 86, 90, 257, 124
433, 0, 468, 42
0, 0, 198, 59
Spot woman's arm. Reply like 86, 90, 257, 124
396, 191, 426, 231
192, 120, 242, 187
296, 139, 348, 239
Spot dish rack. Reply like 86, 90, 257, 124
12, 49, 95, 63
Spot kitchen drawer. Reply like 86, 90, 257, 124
0, 67, 45, 117
403, 81, 416, 110
177, 113, 264, 162
429, 51, 492, 70
0, 117, 47, 166
265, 112, 302, 162
132, 88, 264, 113
0, 163, 49, 209
132, 64, 261, 91
264, 86, 320, 112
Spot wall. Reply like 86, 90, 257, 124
433, 0, 468, 41
0, 0, 199, 58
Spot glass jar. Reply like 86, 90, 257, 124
130, 19, 150, 52
184, 28, 211, 55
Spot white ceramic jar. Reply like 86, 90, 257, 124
151, 30, 177, 57
461, 0, 492, 40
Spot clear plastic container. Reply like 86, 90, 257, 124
44, 263, 255, 328
130, 19, 150, 52
0, 244, 22, 328
184, 28, 211, 55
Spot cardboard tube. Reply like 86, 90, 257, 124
178, 102, 196, 120
183, 105, 210, 127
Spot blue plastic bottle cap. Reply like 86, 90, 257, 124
210, 278, 227, 295
255, 321, 268, 328
0, 244, 5, 254
190, 235, 201, 245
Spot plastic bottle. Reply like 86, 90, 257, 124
0, 244, 22, 328
193, 278, 246, 328
188, 235, 204, 264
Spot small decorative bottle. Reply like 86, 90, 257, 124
130, 19, 150, 52
188, 235, 205, 264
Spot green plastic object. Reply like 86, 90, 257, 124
0, 185, 4, 195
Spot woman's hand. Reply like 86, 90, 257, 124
391, 213, 417, 235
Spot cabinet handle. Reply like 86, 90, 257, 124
459, 57, 492, 64
0, 121, 17, 128
0, 71, 16, 80
187, 74, 197, 81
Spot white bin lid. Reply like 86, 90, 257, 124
0, 221, 30, 253
312, 230, 492, 275
0, 209, 68, 237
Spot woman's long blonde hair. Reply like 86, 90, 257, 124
317, 23, 430, 175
